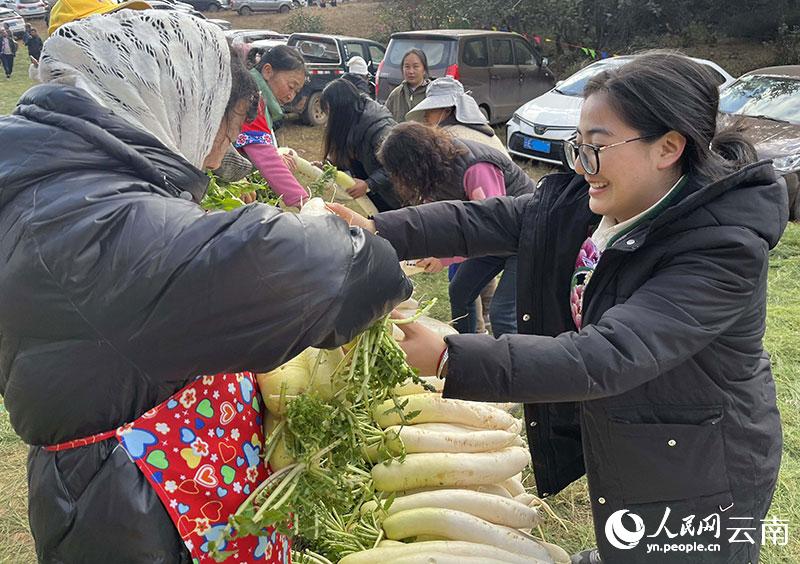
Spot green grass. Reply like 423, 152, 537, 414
0, 52, 36, 115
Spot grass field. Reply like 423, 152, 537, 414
1, 8, 798, 559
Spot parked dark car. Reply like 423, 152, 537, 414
285, 32, 385, 125
718, 65, 800, 220
376, 29, 555, 124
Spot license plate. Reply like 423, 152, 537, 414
523, 137, 551, 153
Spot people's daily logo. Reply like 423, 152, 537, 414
605, 510, 646, 550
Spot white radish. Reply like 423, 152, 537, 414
338, 541, 540, 564
475, 484, 514, 498
382, 508, 553, 562
305, 346, 345, 400
377, 540, 407, 548
372, 447, 531, 492
514, 493, 540, 507
539, 541, 571, 564
374, 395, 518, 430
372, 489, 540, 529
386, 553, 517, 564
501, 476, 526, 497
383, 424, 519, 454
263, 414, 294, 470
257, 350, 311, 414
298, 197, 330, 217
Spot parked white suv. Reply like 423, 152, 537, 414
1, 0, 45, 19
0, 7, 24, 36
230, 0, 292, 16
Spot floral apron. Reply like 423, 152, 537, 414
45, 372, 290, 564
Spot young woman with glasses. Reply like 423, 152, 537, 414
329, 51, 787, 564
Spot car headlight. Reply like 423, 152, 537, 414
772, 154, 800, 174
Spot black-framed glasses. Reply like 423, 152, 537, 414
564, 134, 659, 175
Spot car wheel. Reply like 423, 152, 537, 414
206, 2, 219, 11
479, 105, 490, 123
279, 3, 290, 12
301, 91, 327, 126
238, 5, 252, 15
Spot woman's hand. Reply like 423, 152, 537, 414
392, 313, 447, 377
326, 203, 376, 233
347, 179, 369, 199
416, 257, 445, 274
281, 151, 297, 172
241, 191, 257, 204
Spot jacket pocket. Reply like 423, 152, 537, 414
607, 405, 731, 505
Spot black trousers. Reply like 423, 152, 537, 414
0, 54, 13, 77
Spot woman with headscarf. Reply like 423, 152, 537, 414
0, 10, 410, 563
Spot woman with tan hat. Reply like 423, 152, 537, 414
406, 76, 508, 156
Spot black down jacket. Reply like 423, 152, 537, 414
0, 84, 412, 563
373, 164, 787, 563
343, 97, 401, 211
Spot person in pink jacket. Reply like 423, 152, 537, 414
234, 45, 310, 207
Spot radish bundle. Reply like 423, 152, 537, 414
277, 148, 379, 217
205, 291, 569, 564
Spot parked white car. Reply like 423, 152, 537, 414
506, 55, 736, 166
0, 7, 24, 37
1, 0, 45, 19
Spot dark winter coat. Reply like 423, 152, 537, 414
430, 138, 535, 202
373, 164, 787, 563
344, 97, 401, 210
0, 84, 412, 563
26, 34, 42, 60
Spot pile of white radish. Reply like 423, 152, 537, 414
257, 346, 346, 469
341, 314, 570, 564
348, 384, 569, 564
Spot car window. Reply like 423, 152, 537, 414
463, 38, 488, 67
387, 39, 456, 70
344, 42, 366, 60
719, 74, 800, 124
555, 58, 628, 97
369, 44, 384, 64
294, 38, 340, 63
704, 67, 726, 86
513, 38, 538, 66
490, 38, 514, 65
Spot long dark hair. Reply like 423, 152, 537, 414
584, 50, 757, 182
378, 122, 467, 205
321, 79, 366, 167
251, 44, 306, 74
402, 48, 429, 80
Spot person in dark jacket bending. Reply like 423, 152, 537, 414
330, 51, 786, 564
320, 78, 402, 211
379, 122, 534, 337
0, 11, 410, 563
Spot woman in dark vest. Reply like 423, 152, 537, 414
320, 79, 402, 211
379, 122, 535, 337
331, 51, 785, 564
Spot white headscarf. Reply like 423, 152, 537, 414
38, 10, 232, 169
